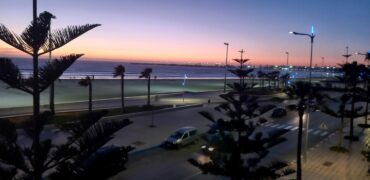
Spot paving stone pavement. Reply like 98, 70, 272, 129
281, 120, 370, 180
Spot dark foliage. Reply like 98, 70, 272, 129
189, 60, 294, 179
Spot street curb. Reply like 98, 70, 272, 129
102, 104, 204, 120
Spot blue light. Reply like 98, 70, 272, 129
311, 25, 315, 34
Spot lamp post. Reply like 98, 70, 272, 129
289, 26, 316, 172
285, 52, 289, 67
223, 43, 229, 92
182, 74, 187, 102
321, 57, 325, 67
290, 26, 315, 83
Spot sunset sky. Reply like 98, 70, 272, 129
0, 0, 369, 66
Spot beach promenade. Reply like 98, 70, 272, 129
0, 90, 224, 118
9, 88, 369, 179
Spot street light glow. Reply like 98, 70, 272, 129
311, 25, 315, 34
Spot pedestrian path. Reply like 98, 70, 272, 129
261, 122, 330, 137
279, 119, 370, 180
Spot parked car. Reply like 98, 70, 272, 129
271, 108, 287, 118
164, 127, 198, 148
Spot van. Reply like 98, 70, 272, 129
164, 127, 198, 147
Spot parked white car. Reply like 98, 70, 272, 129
164, 127, 198, 147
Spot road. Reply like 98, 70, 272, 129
110, 99, 345, 180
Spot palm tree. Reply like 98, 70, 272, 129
0, 9, 99, 179
79, 76, 93, 113
114, 65, 126, 112
139, 68, 152, 106
286, 81, 311, 180
0, 4, 133, 179
0, 110, 134, 180
285, 81, 324, 180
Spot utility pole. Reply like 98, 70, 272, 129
321, 57, 325, 67
286, 52, 289, 67
223, 43, 229, 92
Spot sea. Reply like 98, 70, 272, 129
8, 58, 339, 80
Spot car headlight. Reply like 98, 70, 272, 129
208, 147, 215, 152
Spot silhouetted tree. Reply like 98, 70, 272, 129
285, 81, 325, 180
79, 76, 93, 113
139, 68, 152, 106
188, 60, 294, 179
0, 9, 132, 180
48, 13, 56, 115
339, 62, 369, 140
113, 65, 126, 112
0, 111, 133, 180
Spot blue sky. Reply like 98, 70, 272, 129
0, 0, 369, 66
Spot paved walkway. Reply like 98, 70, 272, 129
281, 119, 370, 180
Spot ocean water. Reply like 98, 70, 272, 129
9, 58, 338, 79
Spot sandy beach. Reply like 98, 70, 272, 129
0, 79, 237, 108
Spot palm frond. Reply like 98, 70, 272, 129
0, 24, 31, 55
0, 141, 28, 173
113, 65, 125, 77
20, 11, 54, 53
199, 111, 216, 122
39, 54, 83, 92
0, 58, 32, 94
0, 118, 17, 143
76, 119, 132, 158
66, 111, 108, 138
139, 68, 152, 78
39, 24, 101, 56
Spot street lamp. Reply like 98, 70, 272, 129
285, 52, 289, 67
321, 57, 325, 67
289, 26, 316, 167
182, 74, 188, 102
223, 43, 229, 93
289, 26, 315, 83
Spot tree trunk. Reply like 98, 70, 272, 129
89, 83, 92, 113
147, 76, 151, 106
251, 77, 254, 88
297, 105, 304, 180
33, 54, 42, 180
121, 75, 125, 112
50, 82, 55, 114
349, 91, 355, 139
365, 85, 369, 126
339, 114, 344, 147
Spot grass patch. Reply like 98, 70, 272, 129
330, 146, 349, 153
9, 105, 173, 128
